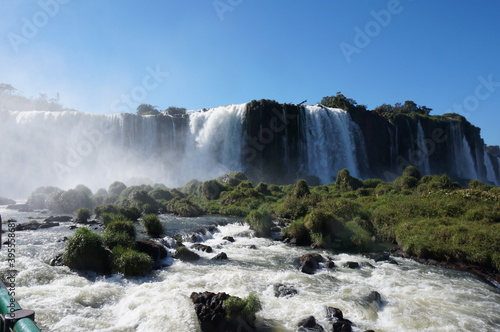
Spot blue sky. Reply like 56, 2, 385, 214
1, 0, 499, 145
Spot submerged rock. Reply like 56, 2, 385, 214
297, 316, 324, 331
191, 243, 213, 253
174, 246, 200, 261
212, 252, 228, 260
326, 307, 343, 320
343, 261, 360, 269
45, 216, 72, 222
273, 284, 298, 297
222, 236, 235, 242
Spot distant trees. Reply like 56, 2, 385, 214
136, 104, 159, 116
320, 92, 367, 113
320, 92, 432, 116
373, 100, 432, 115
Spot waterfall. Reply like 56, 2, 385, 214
415, 121, 431, 175
484, 152, 498, 184
301, 105, 362, 183
0, 105, 246, 197
449, 121, 478, 180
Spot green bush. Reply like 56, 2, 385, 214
167, 198, 204, 217
112, 246, 153, 276
108, 181, 127, 196
201, 180, 225, 200
106, 220, 136, 238
62, 227, 111, 273
335, 169, 362, 192
103, 230, 135, 249
245, 210, 273, 237
224, 293, 262, 320
282, 219, 311, 245
402, 165, 421, 180
142, 214, 164, 238
75, 208, 91, 223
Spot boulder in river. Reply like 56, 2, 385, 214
190, 291, 258, 332
136, 239, 168, 261
174, 246, 200, 261
343, 261, 360, 269
191, 243, 213, 253
297, 316, 324, 331
45, 216, 73, 222
223, 236, 235, 242
212, 252, 228, 260
299, 254, 325, 274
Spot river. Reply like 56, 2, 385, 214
1, 206, 499, 331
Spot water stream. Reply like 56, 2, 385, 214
0, 207, 499, 332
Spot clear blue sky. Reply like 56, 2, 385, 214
1, 0, 499, 145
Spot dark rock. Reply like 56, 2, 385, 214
190, 291, 256, 332
361, 262, 376, 269
192, 243, 213, 253
324, 260, 335, 269
332, 319, 352, 332
190, 233, 204, 243
299, 254, 326, 274
15, 221, 40, 231
310, 243, 323, 249
212, 252, 228, 260
248, 245, 257, 249
0, 197, 16, 205
136, 239, 168, 261
49, 254, 63, 266
273, 284, 298, 297
45, 216, 72, 222
297, 316, 324, 331
343, 261, 360, 269
364, 291, 383, 307
39, 221, 60, 229
270, 226, 281, 232
174, 246, 200, 261
388, 259, 398, 265
68, 225, 77, 230
326, 307, 343, 320
364, 252, 391, 262
223, 236, 235, 242
57, 237, 68, 243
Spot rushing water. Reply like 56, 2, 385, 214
1, 206, 499, 332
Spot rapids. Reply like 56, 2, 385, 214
1, 207, 499, 332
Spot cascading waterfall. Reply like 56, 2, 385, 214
301, 105, 362, 183
484, 152, 498, 184
416, 121, 431, 175
449, 121, 478, 180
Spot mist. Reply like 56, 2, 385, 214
0, 87, 247, 198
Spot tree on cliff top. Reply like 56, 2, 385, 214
320, 92, 367, 113
136, 104, 159, 116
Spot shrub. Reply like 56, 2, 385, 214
167, 198, 204, 217
394, 175, 419, 190
75, 208, 91, 224
282, 219, 310, 245
46, 189, 93, 213
224, 293, 262, 320
27, 186, 62, 209
291, 179, 310, 198
245, 210, 273, 237
402, 165, 421, 180
112, 246, 153, 276
255, 182, 271, 195
344, 220, 372, 251
108, 181, 127, 196
335, 169, 362, 191
142, 214, 164, 238
362, 178, 383, 189
201, 180, 225, 200
149, 188, 174, 201
63, 227, 111, 273
103, 230, 135, 249
106, 220, 136, 238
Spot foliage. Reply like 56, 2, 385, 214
167, 198, 204, 217
46, 189, 93, 213
164, 106, 187, 116
103, 231, 135, 249
335, 169, 363, 191
136, 104, 159, 116
27, 186, 62, 209
141, 214, 164, 238
108, 181, 127, 196
112, 246, 153, 276
281, 219, 311, 245
223, 293, 262, 320
75, 208, 91, 223
106, 219, 136, 238
245, 209, 273, 237
62, 227, 111, 273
